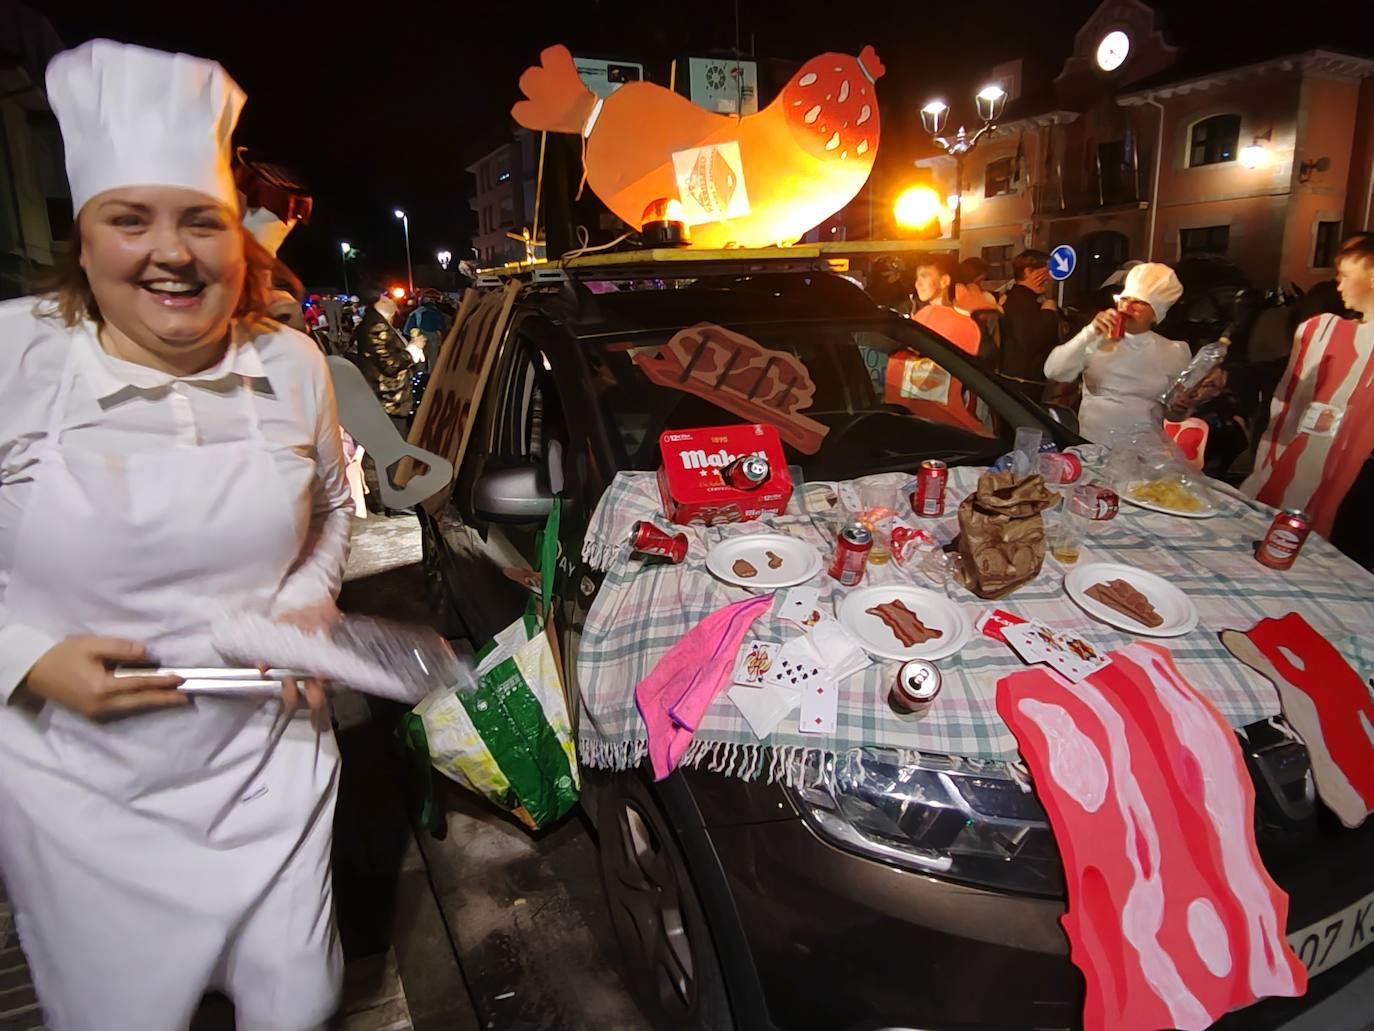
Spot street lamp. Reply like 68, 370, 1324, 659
437, 248, 453, 291
393, 208, 413, 295
340, 241, 352, 295
920, 84, 1008, 239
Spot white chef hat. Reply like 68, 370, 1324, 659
1119, 262, 1184, 324
242, 207, 295, 257
46, 39, 245, 215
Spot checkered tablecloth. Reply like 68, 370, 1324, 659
575, 456, 1374, 781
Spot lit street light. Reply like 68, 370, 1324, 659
339, 240, 352, 295
436, 249, 452, 270
393, 208, 413, 295
920, 84, 1008, 239
893, 186, 943, 231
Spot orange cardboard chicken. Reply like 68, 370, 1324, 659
512, 45, 884, 249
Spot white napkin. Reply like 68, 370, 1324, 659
729, 683, 802, 738
808, 620, 872, 681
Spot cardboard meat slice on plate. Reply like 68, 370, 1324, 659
996, 642, 1306, 1031
1221, 612, 1374, 829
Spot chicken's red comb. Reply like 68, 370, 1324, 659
858, 46, 885, 82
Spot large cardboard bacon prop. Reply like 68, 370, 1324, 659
1221, 613, 1374, 829
997, 643, 1306, 1031
631, 323, 829, 453
513, 45, 883, 248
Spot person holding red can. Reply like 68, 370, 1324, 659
1042, 263, 1221, 444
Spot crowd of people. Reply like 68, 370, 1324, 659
866, 236, 1374, 570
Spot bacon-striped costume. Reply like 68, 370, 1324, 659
1242, 314, 1374, 536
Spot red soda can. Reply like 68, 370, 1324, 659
1039, 451, 1083, 484
890, 659, 942, 716
1106, 310, 1126, 341
1078, 481, 1120, 521
828, 521, 873, 586
913, 460, 949, 518
630, 520, 689, 563
721, 454, 769, 490
1257, 509, 1311, 570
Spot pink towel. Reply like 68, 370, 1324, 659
635, 594, 774, 781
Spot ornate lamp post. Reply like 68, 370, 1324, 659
920, 84, 1008, 239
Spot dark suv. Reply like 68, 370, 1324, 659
421, 259, 1374, 1031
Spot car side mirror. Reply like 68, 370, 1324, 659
474, 466, 554, 522
1045, 404, 1080, 436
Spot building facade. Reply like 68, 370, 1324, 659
466, 129, 541, 267
924, 0, 1374, 301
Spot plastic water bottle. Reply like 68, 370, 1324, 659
1160, 329, 1231, 409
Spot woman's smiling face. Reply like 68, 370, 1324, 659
79, 186, 246, 353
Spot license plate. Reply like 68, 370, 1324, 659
1287, 888, 1374, 979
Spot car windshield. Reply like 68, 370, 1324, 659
583, 317, 1018, 480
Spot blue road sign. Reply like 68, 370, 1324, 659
1049, 244, 1077, 281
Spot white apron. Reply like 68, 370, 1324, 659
0, 337, 342, 1030
1079, 332, 1182, 444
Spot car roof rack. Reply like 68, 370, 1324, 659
473, 239, 953, 286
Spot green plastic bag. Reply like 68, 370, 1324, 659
406, 503, 579, 830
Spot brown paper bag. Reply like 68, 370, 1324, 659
954, 471, 1058, 599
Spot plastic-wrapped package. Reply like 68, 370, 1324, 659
213, 612, 472, 704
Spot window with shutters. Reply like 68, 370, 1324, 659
981, 245, 1013, 282
1188, 115, 1241, 167
985, 157, 1016, 198
1313, 221, 1341, 268
1179, 225, 1230, 257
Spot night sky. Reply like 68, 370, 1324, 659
25, 0, 1370, 290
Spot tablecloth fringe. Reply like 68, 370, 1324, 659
579, 733, 842, 787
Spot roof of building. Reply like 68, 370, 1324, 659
1117, 48, 1374, 103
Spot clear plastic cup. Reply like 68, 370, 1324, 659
1051, 490, 1094, 565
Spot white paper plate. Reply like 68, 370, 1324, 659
705, 534, 824, 589
1122, 481, 1217, 519
1064, 561, 1199, 637
838, 585, 972, 662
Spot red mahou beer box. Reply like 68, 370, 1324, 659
657, 423, 793, 526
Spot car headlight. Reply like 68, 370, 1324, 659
789, 747, 1064, 897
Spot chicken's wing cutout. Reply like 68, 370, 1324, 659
513, 45, 884, 249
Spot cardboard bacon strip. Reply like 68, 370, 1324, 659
996, 643, 1306, 1031
1221, 613, 1374, 829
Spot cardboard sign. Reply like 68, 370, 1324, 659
402, 282, 520, 511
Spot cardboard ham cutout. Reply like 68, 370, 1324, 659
1220, 613, 1374, 829
512, 45, 883, 249
996, 643, 1306, 1031
1241, 315, 1374, 535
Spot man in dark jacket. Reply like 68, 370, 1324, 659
999, 249, 1063, 391
348, 295, 416, 433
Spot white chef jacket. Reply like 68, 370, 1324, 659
1043, 323, 1191, 444
0, 297, 353, 699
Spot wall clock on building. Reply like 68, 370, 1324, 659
1095, 30, 1131, 72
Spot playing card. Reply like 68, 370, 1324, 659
778, 587, 833, 630
1004, 621, 1062, 665
976, 608, 1028, 644
798, 673, 839, 735
808, 620, 871, 681
1042, 629, 1109, 683
729, 683, 802, 739
733, 640, 781, 688
763, 637, 826, 689
1003, 622, 1108, 683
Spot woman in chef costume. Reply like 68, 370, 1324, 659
0, 40, 351, 1030
1042, 262, 1194, 444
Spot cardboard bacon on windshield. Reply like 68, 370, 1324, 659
632, 323, 829, 454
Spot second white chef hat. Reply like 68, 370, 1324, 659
46, 39, 245, 215
1120, 262, 1184, 324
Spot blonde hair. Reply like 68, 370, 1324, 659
35, 224, 277, 328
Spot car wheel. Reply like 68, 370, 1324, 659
420, 515, 464, 640
597, 775, 734, 1031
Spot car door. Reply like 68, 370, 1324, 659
435, 309, 605, 646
